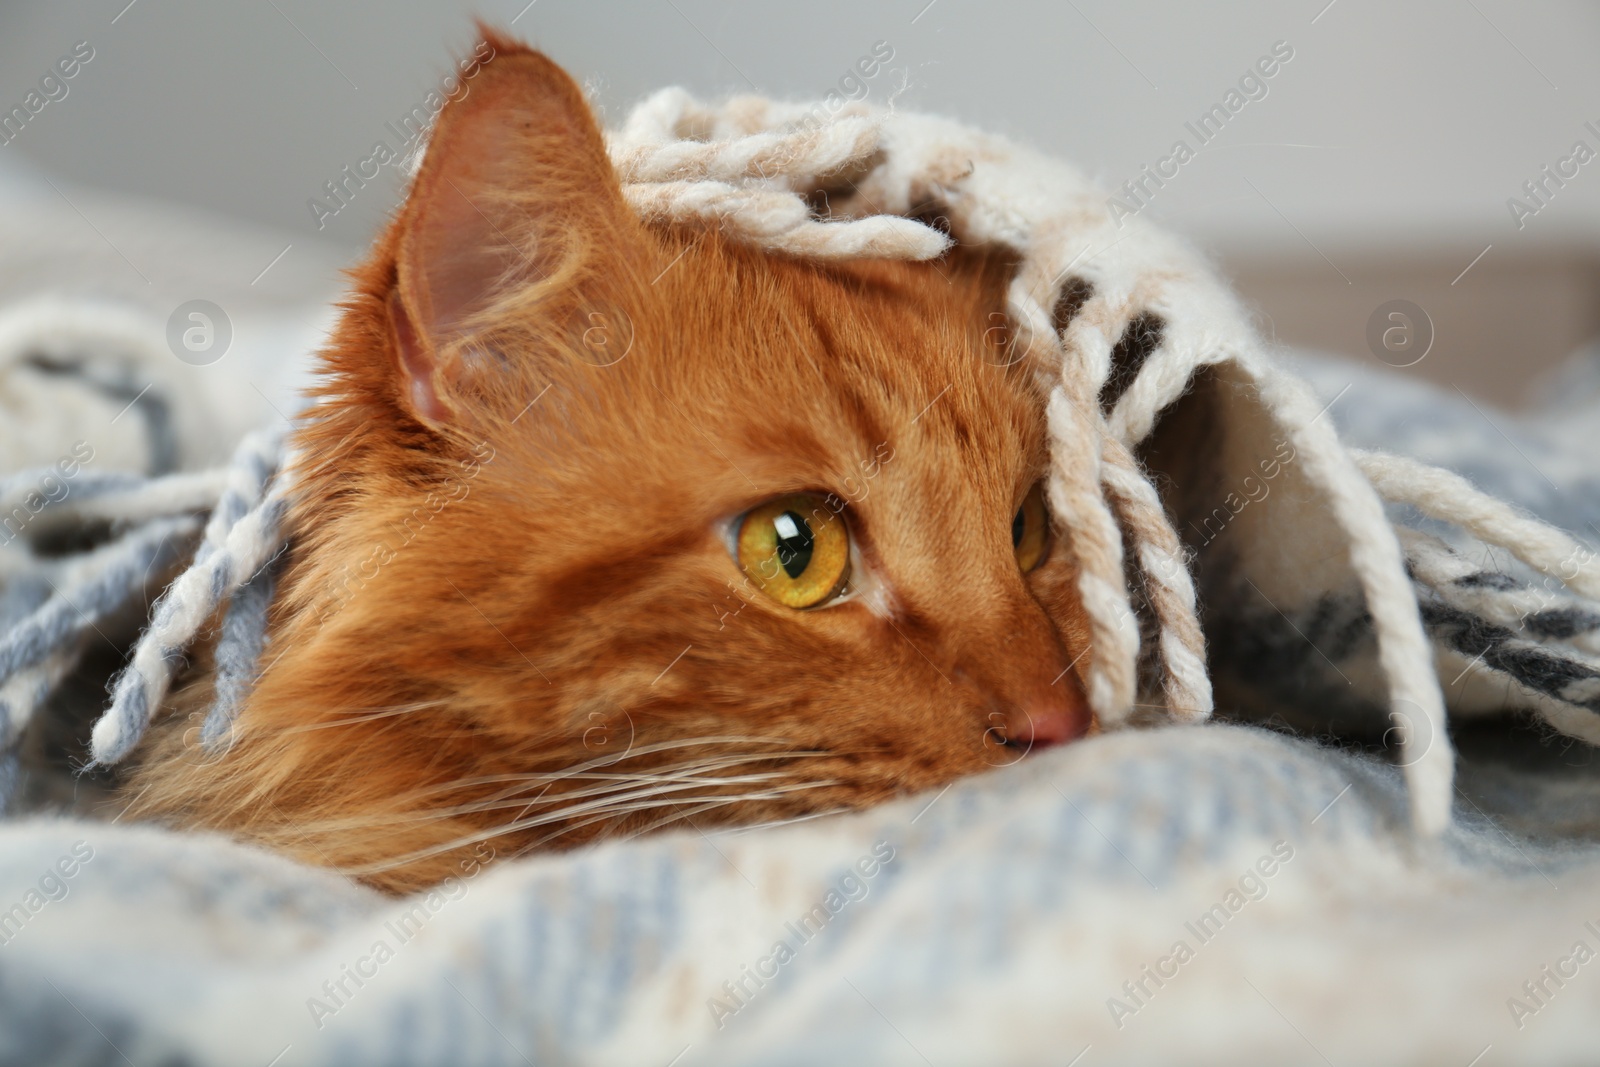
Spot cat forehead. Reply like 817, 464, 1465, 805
644, 242, 1040, 466
645, 237, 1031, 413
472, 232, 1042, 502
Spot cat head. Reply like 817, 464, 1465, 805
138, 31, 1092, 891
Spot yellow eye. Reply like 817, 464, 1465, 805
1013, 482, 1050, 572
736, 493, 852, 609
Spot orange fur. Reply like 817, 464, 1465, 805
124, 32, 1092, 893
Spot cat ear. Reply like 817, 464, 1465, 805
389, 37, 633, 429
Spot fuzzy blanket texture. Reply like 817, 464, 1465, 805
3, 99, 1600, 1065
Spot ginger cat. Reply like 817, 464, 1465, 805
126, 31, 1092, 893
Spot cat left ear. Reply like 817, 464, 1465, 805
388, 35, 636, 430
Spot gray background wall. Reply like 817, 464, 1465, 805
6, 0, 1600, 404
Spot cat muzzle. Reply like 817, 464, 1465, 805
997, 685, 1091, 748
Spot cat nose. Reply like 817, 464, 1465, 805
997, 676, 1091, 748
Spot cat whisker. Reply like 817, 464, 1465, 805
369, 735, 812, 805
487, 746, 837, 823
284, 700, 451, 732
440, 770, 808, 820
515, 797, 739, 856
616, 797, 776, 843
712, 805, 859, 836
302, 754, 830, 833
562, 734, 805, 767
335, 741, 824, 821
490, 751, 834, 805
341, 779, 839, 878
601, 786, 858, 846
344, 765, 827, 830
506, 781, 844, 856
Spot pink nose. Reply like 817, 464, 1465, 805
999, 692, 1090, 748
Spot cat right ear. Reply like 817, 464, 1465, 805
387, 34, 637, 431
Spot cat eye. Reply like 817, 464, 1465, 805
1012, 482, 1050, 572
736, 493, 852, 609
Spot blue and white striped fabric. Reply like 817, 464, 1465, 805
2, 723, 1598, 1066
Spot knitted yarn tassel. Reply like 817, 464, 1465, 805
624, 181, 949, 260
1, 649, 76, 749
1099, 436, 1212, 721
1044, 388, 1138, 720
90, 429, 287, 766
1369, 460, 1600, 748
1239, 358, 1455, 835
0, 515, 201, 748
1397, 527, 1600, 658
612, 92, 949, 263
199, 551, 280, 753
1006, 281, 1141, 722
1355, 450, 1600, 600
